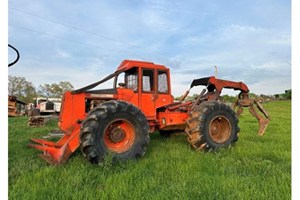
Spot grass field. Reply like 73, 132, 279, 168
8, 100, 291, 200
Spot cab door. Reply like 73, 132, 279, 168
140, 68, 156, 119
155, 70, 173, 108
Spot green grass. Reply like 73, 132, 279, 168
9, 101, 291, 200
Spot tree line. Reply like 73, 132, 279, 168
8, 75, 74, 103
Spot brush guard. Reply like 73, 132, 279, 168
28, 127, 80, 165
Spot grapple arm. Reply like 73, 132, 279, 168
190, 76, 249, 93
232, 92, 270, 136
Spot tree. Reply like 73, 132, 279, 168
283, 89, 291, 100
38, 81, 74, 98
59, 81, 74, 94
221, 94, 237, 103
8, 75, 37, 103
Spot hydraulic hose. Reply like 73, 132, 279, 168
8, 44, 20, 67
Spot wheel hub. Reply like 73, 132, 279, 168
209, 115, 231, 144
104, 119, 136, 153
109, 127, 125, 143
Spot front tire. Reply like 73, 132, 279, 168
185, 101, 239, 150
80, 100, 150, 164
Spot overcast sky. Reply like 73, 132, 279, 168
8, 0, 291, 97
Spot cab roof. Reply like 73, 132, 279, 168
116, 60, 168, 72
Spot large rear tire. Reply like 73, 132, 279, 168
185, 101, 239, 150
80, 100, 150, 164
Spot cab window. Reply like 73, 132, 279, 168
142, 69, 154, 92
125, 68, 138, 92
158, 71, 168, 93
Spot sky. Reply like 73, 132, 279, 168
8, 0, 291, 97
